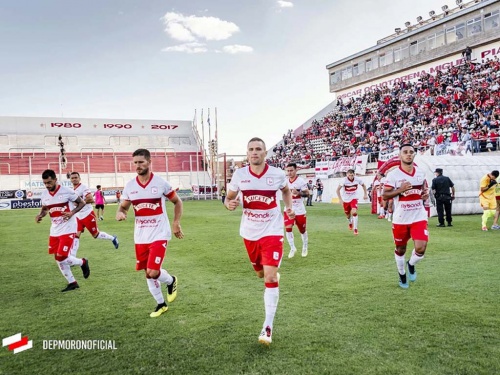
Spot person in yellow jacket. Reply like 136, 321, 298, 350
479, 170, 499, 231
491, 178, 500, 230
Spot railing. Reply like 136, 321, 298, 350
80, 148, 115, 157
8, 147, 47, 158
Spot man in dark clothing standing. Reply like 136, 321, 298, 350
431, 168, 455, 227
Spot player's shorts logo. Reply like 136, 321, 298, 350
273, 252, 279, 260
155, 256, 161, 264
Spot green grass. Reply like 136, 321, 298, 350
0, 201, 499, 375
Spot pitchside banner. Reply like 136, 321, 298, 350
11, 199, 42, 209
0, 201, 11, 210
0, 189, 26, 200
315, 156, 369, 179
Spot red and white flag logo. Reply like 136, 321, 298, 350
2, 333, 33, 354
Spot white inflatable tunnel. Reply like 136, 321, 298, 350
414, 154, 500, 216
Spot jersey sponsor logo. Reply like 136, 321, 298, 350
48, 205, 69, 216
400, 188, 422, 197
134, 202, 160, 211
344, 185, 358, 192
241, 180, 251, 183
136, 218, 158, 225
243, 209, 271, 219
243, 195, 274, 205
400, 202, 423, 209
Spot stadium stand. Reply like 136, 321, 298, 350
269, 57, 500, 168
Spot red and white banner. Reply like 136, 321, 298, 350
315, 161, 332, 180
378, 150, 399, 168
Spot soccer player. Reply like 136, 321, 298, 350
35, 169, 90, 292
94, 185, 106, 220
374, 172, 386, 219
116, 148, 183, 318
69, 171, 119, 256
336, 169, 368, 235
382, 144, 430, 289
479, 170, 499, 231
284, 162, 310, 258
225, 137, 295, 346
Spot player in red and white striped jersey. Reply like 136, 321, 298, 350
225, 137, 295, 346
284, 163, 310, 258
116, 149, 184, 318
336, 169, 368, 235
35, 169, 90, 292
69, 172, 119, 256
383, 144, 430, 289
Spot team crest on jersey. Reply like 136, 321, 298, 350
151, 187, 158, 194
266, 178, 274, 185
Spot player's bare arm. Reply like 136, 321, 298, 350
35, 205, 49, 223
225, 190, 240, 211
362, 184, 368, 200
84, 193, 94, 204
383, 181, 413, 200
170, 192, 184, 239
336, 185, 343, 204
62, 197, 85, 220
116, 200, 131, 221
281, 185, 295, 219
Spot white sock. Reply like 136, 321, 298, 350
70, 237, 80, 257
263, 287, 279, 329
97, 231, 114, 240
147, 278, 165, 304
62, 256, 83, 267
379, 207, 385, 216
57, 261, 76, 283
352, 215, 359, 230
394, 251, 406, 275
157, 269, 173, 285
409, 249, 424, 266
286, 232, 296, 250
301, 232, 308, 249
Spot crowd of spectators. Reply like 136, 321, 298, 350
269, 56, 500, 169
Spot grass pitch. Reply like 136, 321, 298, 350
0, 201, 499, 375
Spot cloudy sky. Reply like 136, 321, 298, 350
0, 0, 456, 155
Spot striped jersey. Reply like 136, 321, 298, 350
121, 173, 176, 244
41, 185, 79, 236
228, 164, 287, 241
287, 176, 308, 215
73, 183, 93, 218
339, 176, 365, 202
384, 166, 428, 224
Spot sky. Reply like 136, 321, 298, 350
0, 0, 458, 156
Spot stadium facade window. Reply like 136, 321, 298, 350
357, 61, 365, 74
379, 53, 386, 67
467, 17, 482, 36
342, 66, 353, 80
330, 71, 340, 85
484, 10, 499, 31
365, 58, 372, 72
410, 41, 418, 56
352, 63, 359, 76
428, 31, 445, 50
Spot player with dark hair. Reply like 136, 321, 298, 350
69, 171, 118, 256
116, 148, 183, 317
284, 162, 310, 258
337, 169, 368, 235
36, 169, 90, 292
382, 144, 430, 289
